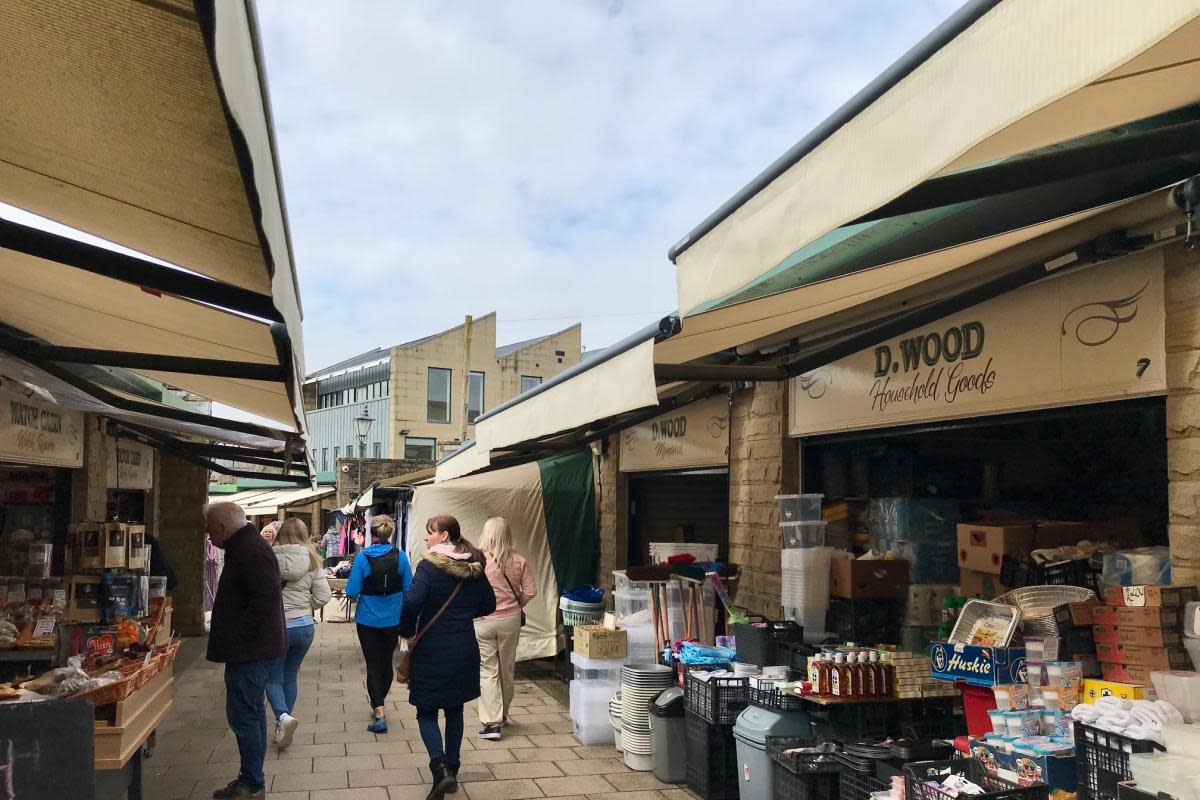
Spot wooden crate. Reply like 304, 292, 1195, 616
93, 663, 173, 769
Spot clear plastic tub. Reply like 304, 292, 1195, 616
615, 589, 653, 624
780, 521, 826, 548
613, 570, 653, 593
775, 494, 823, 523
571, 651, 625, 683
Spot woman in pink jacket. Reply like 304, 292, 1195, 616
474, 517, 537, 740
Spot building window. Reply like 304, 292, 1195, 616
468, 371, 485, 423
405, 437, 436, 460
520, 375, 542, 393
428, 367, 452, 423
373, 442, 381, 458
334, 446, 340, 461
321, 448, 328, 471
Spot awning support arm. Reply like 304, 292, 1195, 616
7, 342, 286, 382
0, 217, 284, 323
116, 425, 309, 484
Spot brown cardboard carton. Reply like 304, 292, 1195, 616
1034, 521, 1087, 548
574, 625, 627, 659
830, 556, 909, 599
1095, 642, 1192, 668
1092, 624, 1184, 648
956, 523, 1034, 575
1090, 606, 1184, 629
959, 568, 1010, 600
1052, 601, 1100, 628
1102, 585, 1197, 608
1101, 662, 1175, 685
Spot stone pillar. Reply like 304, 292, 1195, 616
1165, 242, 1200, 588
728, 381, 799, 617
594, 435, 628, 590
70, 416, 111, 522
153, 451, 208, 636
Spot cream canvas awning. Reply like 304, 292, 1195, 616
0, 0, 310, 479
671, 0, 1200, 316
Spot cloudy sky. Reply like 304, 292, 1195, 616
256, 1, 961, 373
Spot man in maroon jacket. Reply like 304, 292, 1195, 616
204, 502, 286, 800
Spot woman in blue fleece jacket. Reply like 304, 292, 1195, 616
345, 515, 413, 732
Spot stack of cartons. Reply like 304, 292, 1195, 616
1091, 585, 1196, 685
956, 523, 1032, 599
891, 651, 956, 699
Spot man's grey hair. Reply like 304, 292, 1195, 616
203, 502, 247, 531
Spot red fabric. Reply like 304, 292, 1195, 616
960, 682, 998, 737
665, 553, 696, 565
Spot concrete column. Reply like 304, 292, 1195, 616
1165, 242, 1200, 588
70, 416, 111, 522
594, 435, 628, 590
727, 381, 799, 617
153, 451, 208, 636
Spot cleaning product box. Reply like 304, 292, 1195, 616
1100, 662, 1185, 684
1081, 678, 1151, 703
1090, 605, 1184, 629
1095, 642, 1193, 668
1103, 585, 1197, 608
956, 523, 1034, 575
930, 642, 1027, 686
573, 625, 627, 659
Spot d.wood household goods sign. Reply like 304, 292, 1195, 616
789, 249, 1166, 437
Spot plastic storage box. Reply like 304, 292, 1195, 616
649, 542, 719, 563
781, 521, 827, 549
777, 494, 823, 523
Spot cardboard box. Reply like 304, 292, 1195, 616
905, 584, 959, 625
573, 625, 627, 659
957, 523, 1034, 575
1091, 624, 1184, 648
1100, 662, 1168, 685
1034, 521, 1087, 549
959, 568, 1010, 600
830, 556, 909, 599
1090, 605, 1184, 629
1081, 678, 1151, 703
969, 738, 1077, 792
1089, 518, 1144, 547
1095, 642, 1192, 668
930, 642, 1027, 686
1102, 585, 1197, 608
1052, 601, 1100, 628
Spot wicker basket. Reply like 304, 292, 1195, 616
74, 662, 142, 706
995, 585, 1097, 637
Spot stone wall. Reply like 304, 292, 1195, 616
594, 435, 627, 590
153, 451, 209, 636
727, 381, 799, 617
335, 457, 435, 506
1164, 242, 1200, 588
70, 416, 111, 522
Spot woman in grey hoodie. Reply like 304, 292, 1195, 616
267, 519, 332, 749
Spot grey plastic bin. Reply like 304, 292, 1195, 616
732, 704, 811, 800
649, 688, 686, 784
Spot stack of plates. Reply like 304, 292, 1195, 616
620, 663, 674, 771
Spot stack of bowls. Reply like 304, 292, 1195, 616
781, 547, 833, 637
609, 691, 624, 752
620, 663, 674, 771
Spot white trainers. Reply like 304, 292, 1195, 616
277, 713, 300, 750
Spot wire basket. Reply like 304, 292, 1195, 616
1075, 722, 1165, 800
995, 585, 1097, 637
905, 759, 1048, 800
750, 685, 806, 711
685, 672, 749, 724
559, 596, 605, 627
947, 599, 1020, 646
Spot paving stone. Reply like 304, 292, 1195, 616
271, 769, 350, 793
463, 778, 547, 800
460, 748, 518, 765
572, 746, 621, 760
658, 790, 696, 800
272, 743, 347, 760
314, 754, 384, 772
348, 767, 424, 787
536, 775, 615, 796
605, 773, 672, 792
584, 793, 665, 800
390, 787, 438, 800
383, 751, 439, 769
515, 747, 579, 762
318, 788, 390, 800
490, 761, 566, 780
475, 734, 536, 749
317, 728, 382, 744
555, 759, 627, 776
347, 740, 414, 756
141, 775, 196, 799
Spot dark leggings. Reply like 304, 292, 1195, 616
356, 623, 400, 709
416, 705, 464, 766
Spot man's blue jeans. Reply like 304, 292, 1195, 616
266, 624, 316, 718
225, 660, 271, 792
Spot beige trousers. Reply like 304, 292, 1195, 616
475, 613, 522, 725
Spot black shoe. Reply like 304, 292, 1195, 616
479, 724, 502, 741
426, 756, 457, 800
445, 760, 460, 795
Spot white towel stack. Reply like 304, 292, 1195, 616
1072, 699, 1185, 744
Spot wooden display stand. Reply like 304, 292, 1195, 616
94, 663, 174, 770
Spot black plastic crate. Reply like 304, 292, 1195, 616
750, 685, 806, 712
811, 702, 896, 743
734, 619, 806, 667
1075, 722, 1166, 800
905, 759, 1048, 800
768, 737, 841, 800
835, 755, 888, 800
1000, 555, 1097, 593
686, 710, 739, 800
775, 764, 838, 800
826, 599, 901, 645
896, 698, 960, 740
686, 671, 750, 724
1117, 782, 1179, 800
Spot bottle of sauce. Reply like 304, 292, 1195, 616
880, 651, 896, 697
809, 653, 821, 691
861, 651, 876, 697
867, 650, 882, 697
848, 651, 865, 698
816, 653, 833, 696
831, 653, 848, 698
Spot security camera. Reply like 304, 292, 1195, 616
340, 465, 350, 473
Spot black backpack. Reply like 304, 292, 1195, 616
360, 547, 403, 596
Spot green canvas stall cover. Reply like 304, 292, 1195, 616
537, 449, 597, 593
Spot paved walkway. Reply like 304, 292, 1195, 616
145, 618, 692, 800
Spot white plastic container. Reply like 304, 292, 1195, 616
781, 521, 827, 549
776, 494, 823, 522
648, 542, 718, 564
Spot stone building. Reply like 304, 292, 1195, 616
302, 314, 581, 470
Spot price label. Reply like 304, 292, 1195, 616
32, 617, 55, 638
1122, 586, 1146, 607
143, 651, 152, 667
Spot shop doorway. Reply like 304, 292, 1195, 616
627, 469, 729, 566
801, 396, 1167, 549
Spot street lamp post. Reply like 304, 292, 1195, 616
353, 406, 373, 515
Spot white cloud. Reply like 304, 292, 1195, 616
256, 0, 962, 371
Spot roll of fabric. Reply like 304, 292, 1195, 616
1096, 697, 1133, 712
1072, 703, 1100, 723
